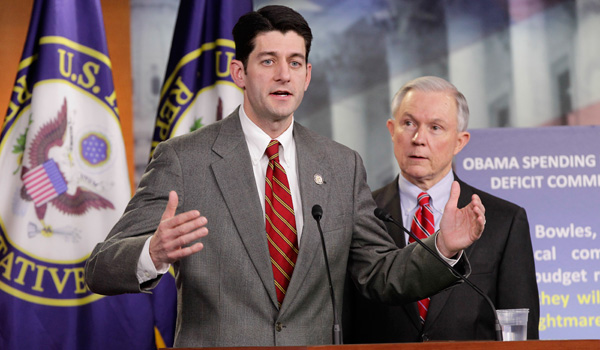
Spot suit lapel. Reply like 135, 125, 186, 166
378, 177, 407, 249
455, 176, 479, 258
211, 112, 279, 307
424, 176, 477, 330
279, 123, 331, 313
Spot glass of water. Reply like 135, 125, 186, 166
497, 308, 529, 341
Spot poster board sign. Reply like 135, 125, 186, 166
455, 126, 600, 339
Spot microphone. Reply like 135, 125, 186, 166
311, 204, 342, 345
374, 207, 503, 341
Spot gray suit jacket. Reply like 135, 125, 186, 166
85, 110, 469, 347
344, 175, 539, 342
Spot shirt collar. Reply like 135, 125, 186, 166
238, 101, 295, 165
398, 170, 455, 213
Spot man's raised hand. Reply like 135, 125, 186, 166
149, 191, 208, 269
437, 181, 485, 258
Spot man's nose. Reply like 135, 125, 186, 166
275, 62, 291, 82
412, 128, 426, 145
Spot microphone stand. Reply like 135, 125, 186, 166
374, 208, 503, 341
312, 205, 342, 345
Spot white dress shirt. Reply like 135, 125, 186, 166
398, 170, 454, 245
238, 105, 304, 243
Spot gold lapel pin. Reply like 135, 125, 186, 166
314, 174, 324, 185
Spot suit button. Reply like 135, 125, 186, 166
421, 334, 429, 342
275, 322, 283, 332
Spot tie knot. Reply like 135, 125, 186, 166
266, 140, 280, 160
417, 192, 431, 207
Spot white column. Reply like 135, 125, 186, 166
327, 23, 393, 188
444, 1, 489, 129
571, 0, 600, 124
130, 0, 178, 180
508, 0, 554, 127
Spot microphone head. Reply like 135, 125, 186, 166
374, 208, 392, 222
311, 204, 323, 221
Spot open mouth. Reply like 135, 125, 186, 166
272, 90, 291, 97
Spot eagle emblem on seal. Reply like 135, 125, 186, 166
19, 98, 115, 237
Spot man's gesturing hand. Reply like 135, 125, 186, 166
437, 181, 486, 258
149, 191, 208, 269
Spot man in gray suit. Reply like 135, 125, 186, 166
85, 6, 486, 348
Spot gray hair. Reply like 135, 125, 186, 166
390, 76, 469, 132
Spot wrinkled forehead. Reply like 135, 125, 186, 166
400, 90, 458, 121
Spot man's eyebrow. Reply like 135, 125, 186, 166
255, 51, 306, 61
400, 113, 448, 124
256, 51, 276, 57
430, 117, 450, 125
288, 52, 306, 61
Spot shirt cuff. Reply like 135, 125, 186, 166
136, 236, 170, 284
435, 231, 462, 267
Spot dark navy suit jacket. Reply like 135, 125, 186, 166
344, 175, 539, 342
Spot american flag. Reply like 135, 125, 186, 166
22, 159, 67, 207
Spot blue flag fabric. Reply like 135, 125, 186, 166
0, 1, 166, 349
150, 0, 253, 156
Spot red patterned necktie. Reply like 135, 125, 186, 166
265, 140, 299, 307
409, 192, 435, 324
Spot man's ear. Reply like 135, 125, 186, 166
386, 118, 395, 138
230, 59, 245, 89
454, 131, 470, 155
304, 63, 312, 91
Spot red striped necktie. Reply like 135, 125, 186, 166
409, 192, 435, 324
265, 140, 299, 307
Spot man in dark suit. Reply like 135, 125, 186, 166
85, 8, 487, 348
344, 76, 539, 342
